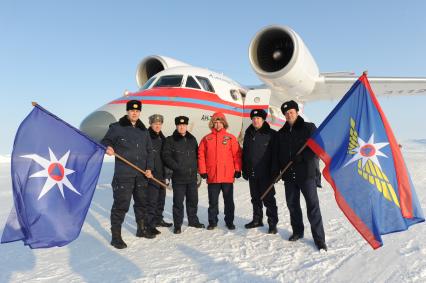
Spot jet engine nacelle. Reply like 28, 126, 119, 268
249, 26, 319, 98
136, 55, 189, 88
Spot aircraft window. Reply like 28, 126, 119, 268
140, 76, 157, 90
154, 75, 183, 87
196, 76, 215, 93
185, 76, 201, 89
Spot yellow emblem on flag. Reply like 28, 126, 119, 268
346, 118, 400, 207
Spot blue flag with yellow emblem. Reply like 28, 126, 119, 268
1, 104, 105, 248
307, 74, 424, 249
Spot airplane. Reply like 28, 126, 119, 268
80, 25, 426, 142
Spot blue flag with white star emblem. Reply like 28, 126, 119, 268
1, 104, 105, 248
307, 74, 424, 249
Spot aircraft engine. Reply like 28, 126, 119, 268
249, 26, 319, 98
136, 55, 189, 88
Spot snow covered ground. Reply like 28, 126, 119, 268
0, 154, 10, 163
0, 141, 425, 283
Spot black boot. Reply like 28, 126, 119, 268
156, 219, 173, 227
226, 223, 236, 230
207, 223, 217, 230
111, 227, 127, 249
268, 226, 277, 234
151, 227, 161, 235
288, 233, 304, 241
315, 241, 328, 251
189, 222, 205, 229
174, 226, 182, 234
142, 227, 156, 239
244, 220, 264, 229
136, 220, 145, 237
136, 220, 156, 239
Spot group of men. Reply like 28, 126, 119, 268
101, 99, 327, 252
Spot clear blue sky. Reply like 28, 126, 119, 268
1, 0, 425, 154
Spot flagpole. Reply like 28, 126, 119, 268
30, 102, 169, 191
260, 143, 308, 200
112, 153, 169, 190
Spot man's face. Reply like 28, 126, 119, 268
251, 117, 264, 129
127, 109, 140, 123
176, 124, 187, 135
213, 119, 224, 131
151, 122, 162, 133
284, 108, 298, 126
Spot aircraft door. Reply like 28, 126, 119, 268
241, 89, 272, 141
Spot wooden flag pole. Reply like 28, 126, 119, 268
111, 153, 169, 190
260, 143, 308, 200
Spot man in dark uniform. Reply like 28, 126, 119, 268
242, 109, 279, 234
275, 100, 327, 251
101, 100, 155, 249
162, 116, 205, 234
146, 114, 172, 236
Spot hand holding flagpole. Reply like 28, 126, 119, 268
106, 147, 169, 190
260, 143, 308, 200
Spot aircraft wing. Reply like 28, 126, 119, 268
253, 75, 426, 106
305, 75, 426, 102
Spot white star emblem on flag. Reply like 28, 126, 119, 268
344, 133, 389, 171
21, 148, 81, 200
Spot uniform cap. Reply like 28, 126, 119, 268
250, 109, 267, 120
126, 100, 142, 111
281, 100, 299, 114
149, 114, 164, 124
175, 116, 189, 125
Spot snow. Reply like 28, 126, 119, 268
0, 155, 10, 163
0, 141, 425, 282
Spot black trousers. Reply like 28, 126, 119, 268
207, 183, 234, 225
284, 178, 325, 244
145, 183, 160, 229
249, 176, 278, 226
111, 176, 147, 229
155, 184, 167, 224
172, 182, 200, 227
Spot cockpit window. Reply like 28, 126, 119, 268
196, 76, 215, 93
140, 76, 157, 90
185, 76, 201, 89
153, 75, 183, 87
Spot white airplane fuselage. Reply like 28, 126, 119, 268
80, 25, 426, 141
81, 65, 285, 142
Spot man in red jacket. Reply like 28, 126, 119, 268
198, 112, 242, 230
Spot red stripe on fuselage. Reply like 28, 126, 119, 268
110, 87, 270, 117
129, 88, 244, 108
133, 100, 243, 116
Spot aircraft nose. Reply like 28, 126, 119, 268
79, 111, 117, 142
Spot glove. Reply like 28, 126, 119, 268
242, 172, 249, 180
200, 173, 208, 179
234, 171, 241, 178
